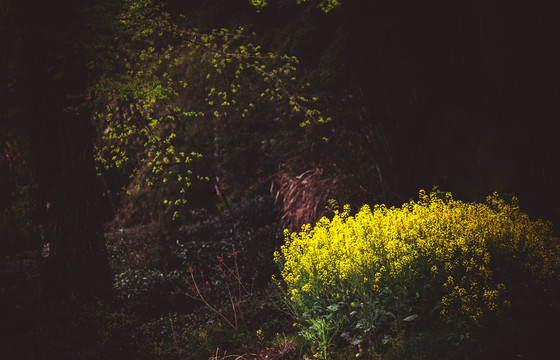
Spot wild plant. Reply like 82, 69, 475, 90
275, 190, 560, 357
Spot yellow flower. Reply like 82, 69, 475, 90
277, 190, 560, 329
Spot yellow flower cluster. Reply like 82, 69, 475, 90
276, 190, 560, 325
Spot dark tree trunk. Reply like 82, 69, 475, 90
24, 0, 112, 304
30, 107, 113, 304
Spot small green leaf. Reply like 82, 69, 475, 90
402, 314, 418, 322
327, 304, 339, 312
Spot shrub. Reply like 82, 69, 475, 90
275, 190, 560, 357
113, 269, 189, 316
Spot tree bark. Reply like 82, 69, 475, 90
23, 0, 112, 304
30, 107, 113, 304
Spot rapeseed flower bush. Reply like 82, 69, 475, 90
275, 190, 560, 355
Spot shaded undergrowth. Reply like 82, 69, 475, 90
3, 194, 560, 360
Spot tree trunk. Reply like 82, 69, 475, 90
30, 107, 113, 304
24, 0, 112, 304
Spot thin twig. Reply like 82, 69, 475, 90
186, 268, 237, 330
168, 312, 183, 360
226, 283, 238, 331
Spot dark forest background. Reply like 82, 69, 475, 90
1, 0, 559, 359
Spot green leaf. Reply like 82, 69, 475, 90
402, 314, 418, 322
327, 304, 339, 312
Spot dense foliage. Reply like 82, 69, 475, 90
93, 0, 331, 222
277, 191, 560, 358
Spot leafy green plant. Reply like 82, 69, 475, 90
251, 0, 341, 13
300, 314, 341, 359
275, 190, 560, 357
92, 0, 330, 222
